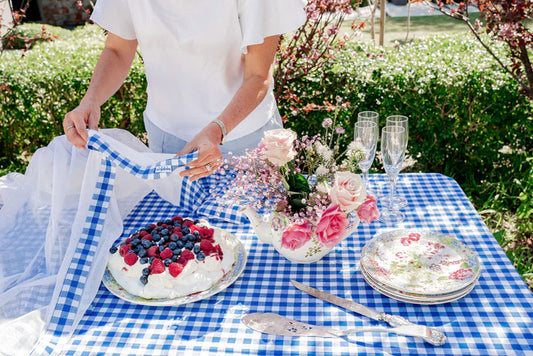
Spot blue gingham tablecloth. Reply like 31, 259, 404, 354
52, 173, 533, 355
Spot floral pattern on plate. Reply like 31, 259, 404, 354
102, 231, 247, 306
360, 229, 481, 296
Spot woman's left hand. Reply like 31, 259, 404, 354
177, 123, 224, 181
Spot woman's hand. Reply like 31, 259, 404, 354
63, 99, 101, 149
177, 122, 224, 181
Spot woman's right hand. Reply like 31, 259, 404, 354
63, 99, 101, 149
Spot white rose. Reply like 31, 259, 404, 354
329, 171, 366, 213
260, 129, 297, 166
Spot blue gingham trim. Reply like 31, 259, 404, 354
44, 173, 533, 356
87, 132, 197, 179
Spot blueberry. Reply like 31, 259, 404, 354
164, 258, 172, 266
193, 244, 201, 254
173, 248, 181, 256
145, 225, 153, 232
193, 231, 200, 237
172, 255, 179, 262
141, 240, 152, 249
165, 219, 173, 225
160, 228, 169, 236
140, 276, 148, 285
168, 242, 177, 250
181, 227, 190, 235
132, 247, 140, 253
152, 234, 161, 242
142, 268, 150, 276
109, 246, 118, 254
196, 252, 206, 261
194, 219, 200, 224
186, 234, 195, 241
138, 248, 147, 257
185, 241, 194, 250
140, 257, 149, 264
131, 238, 141, 246
176, 240, 185, 249
173, 221, 181, 227
159, 245, 165, 252
170, 234, 179, 242
149, 257, 155, 263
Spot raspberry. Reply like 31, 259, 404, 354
169, 262, 184, 277
141, 234, 153, 241
189, 225, 200, 234
147, 245, 159, 257
125, 237, 132, 244
182, 220, 194, 227
119, 244, 131, 256
172, 216, 183, 223
150, 258, 165, 274
124, 253, 138, 266
181, 249, 195, 261
200, 240, 214, 253
139, 230, 148, 237
160, 248, 173, 260
199, 227, 214, 239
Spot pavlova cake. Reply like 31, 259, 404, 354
108, 216, 235, 299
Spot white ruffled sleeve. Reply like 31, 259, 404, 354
238, 0, 307, 53
90, 0, 137, 40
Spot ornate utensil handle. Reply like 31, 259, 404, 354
378, 313, 447, 346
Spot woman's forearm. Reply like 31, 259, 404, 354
83, 33, 138, 107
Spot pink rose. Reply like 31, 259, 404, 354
260, 128, 297, 166
281, 220, 312, 250
357, 196, 380, 223
316, 204, 349, 248
329, 171, 366, 213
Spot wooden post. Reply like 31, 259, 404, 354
379, 0, 386, 46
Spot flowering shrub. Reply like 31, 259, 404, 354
221, 118, 379, 251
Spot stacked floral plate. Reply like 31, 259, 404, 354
360, 229, 481, 304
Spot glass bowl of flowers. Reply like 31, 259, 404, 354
222, 119, 380, 263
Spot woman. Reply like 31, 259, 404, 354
63, 0, 306, 181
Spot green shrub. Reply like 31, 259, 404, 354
278, 34, 533, 219
0, 24, 147, 173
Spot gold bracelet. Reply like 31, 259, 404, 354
210, 119, 227, 145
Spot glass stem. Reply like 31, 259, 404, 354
389, 174, 397, 210
362, 170, 369, 191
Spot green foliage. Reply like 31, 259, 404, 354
0, 24, 147, 172
278, 33, 532, 218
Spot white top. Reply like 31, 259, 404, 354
91, 0, 306, 142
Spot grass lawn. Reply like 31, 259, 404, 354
343, 12, 482, 46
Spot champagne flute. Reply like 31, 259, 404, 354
379, 126, 407, 225
354, 121, 378, 197
358, 111, 379, 125
385, 115, 409, 209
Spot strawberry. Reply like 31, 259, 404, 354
160, 248, 173, 260
147, 245, 159, 257
169, 262, 184, 277
119, 244, 131, 256
150, 258, 165, 274
124, 253, 138, 266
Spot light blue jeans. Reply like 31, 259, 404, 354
144, 110, 283, 157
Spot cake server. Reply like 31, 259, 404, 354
242, 313, 430, 340
290, 280, 446, 346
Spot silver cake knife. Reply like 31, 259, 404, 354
291, 280, 446, 346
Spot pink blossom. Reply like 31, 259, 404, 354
260, 128, 297, 166
316, 204, 349, 248
449, 268, 474, 281
281, 220, 313, 250
357, 196, 380, 223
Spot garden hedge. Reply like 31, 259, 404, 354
1, 24, 531, 222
